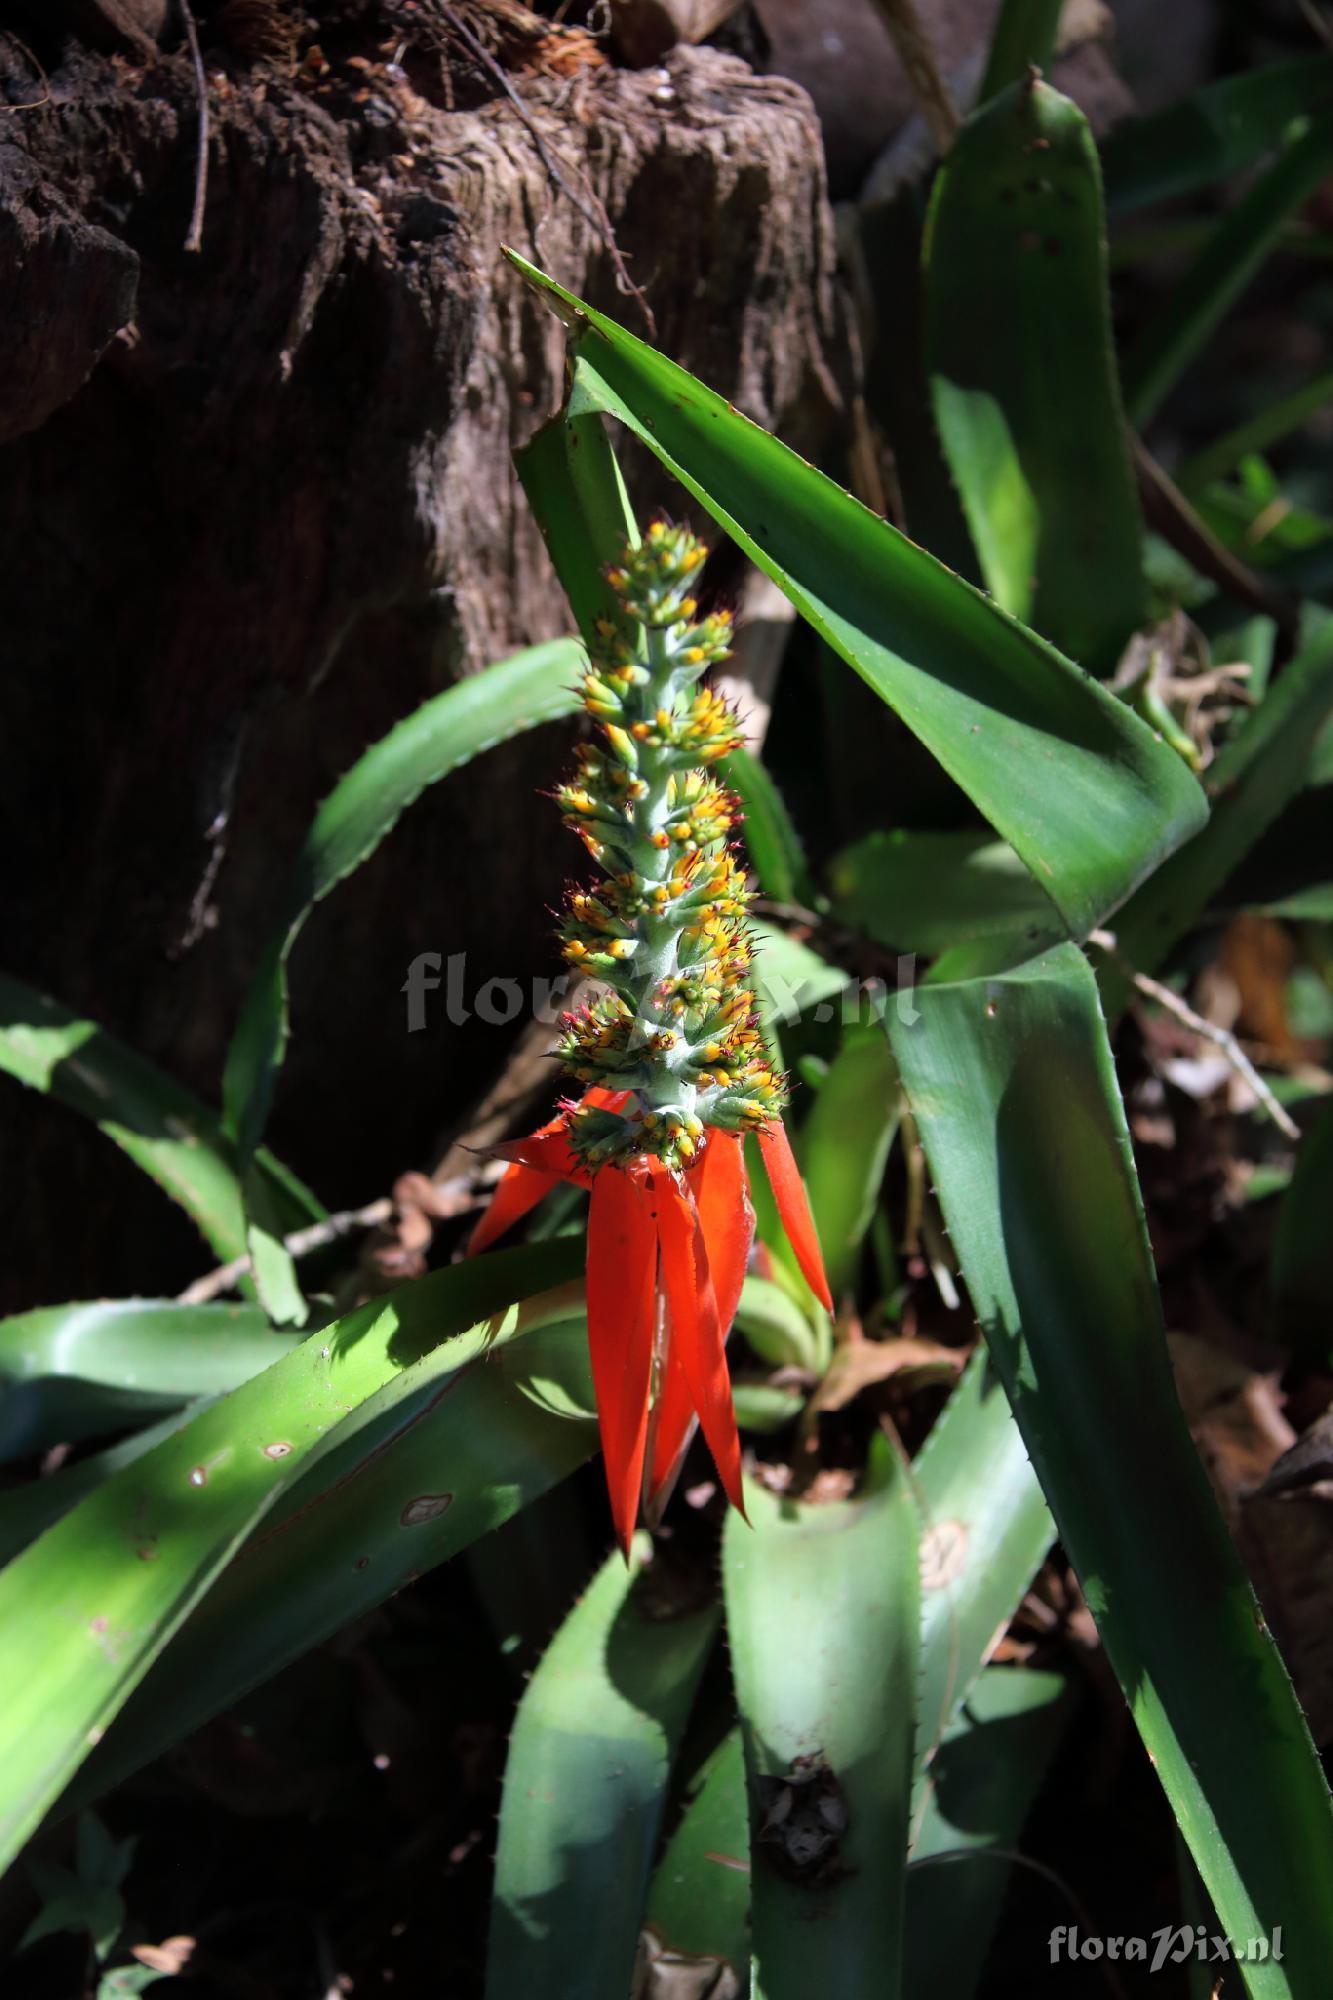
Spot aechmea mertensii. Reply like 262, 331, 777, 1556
469, 523, 832, 1551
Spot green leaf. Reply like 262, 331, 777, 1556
1262, 883, 1333, 922
977, 0, 1061, 104
749, 920, 847, 1026
906, 1666, 1074, 1997
0, 1240, 581, 1871
75, 1805, 135, 1892
21, 1810, 132, 1962
0, 1407, 204, 1567
1123, 120, 1333, 428
515, 398, 641, 648
925, 79, 1146, 671
829, 829, 1059, 958
1177, 366, 1333, 498
69, 1309, 597, 1812
798, 1024, 899, 1298
0, 974, 320, 1268
0, 1299, 289, 1462
890, 942, 1333, 1998
507, 253, 1207, 938
221, 638, 585, 1173
240, 1167, 310, 1331
1307, 717, 1333, 787
486, 1541, 718, 2000
221, 638, 583, 1320
98, 1968, 175, 1999
1112, 612, 1333, 985
20, 1880, 124, 1964
1193, 454, 1333, 569
644, 1727, 750, 1979
734, 1274, 824, 1375
1208, 614, 1277, 705
723, 1437, 920, 2000
1101, 56, 1333, 216
731, 1378, 806, 1434
912, 1346, 1054, 1781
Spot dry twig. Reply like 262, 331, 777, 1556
178, 1197, 396, 1304
0, 32, 51, 113
1090, 928, 1301, 1141
178, 0, 211, 253
434, 2, 655, 334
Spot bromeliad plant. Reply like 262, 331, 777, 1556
1, 19, 1333, 2000
468, 523, 830, 1550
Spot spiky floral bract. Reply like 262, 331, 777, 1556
470, 525, 831, 1553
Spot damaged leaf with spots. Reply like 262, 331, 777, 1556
723, 1439, 919, 2000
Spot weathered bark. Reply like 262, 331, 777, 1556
0, 136, 138, 443
0, 18, 846, 1305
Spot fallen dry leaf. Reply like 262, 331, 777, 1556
1168, 1331, 1294, 1519
808, 1332, 963, 1421
1169, 1336, 1333, 1744
634, 1927, 744, 2000
1261, 1409, 1333, 1496
1215, 912, 1299, 1061
1243, 1486, 1333, 1748
132, 1936, 196, 1974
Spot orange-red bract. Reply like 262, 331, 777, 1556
756, 1122, 835, 1314
469, 1106, 830, 1552
654, 1170, 745, 1517
646, 1129, 753, 1505
586, 1164, 658, 1554
466, 1088, 626, 1255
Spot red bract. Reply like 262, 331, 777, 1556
468, 1107, 831, 1553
